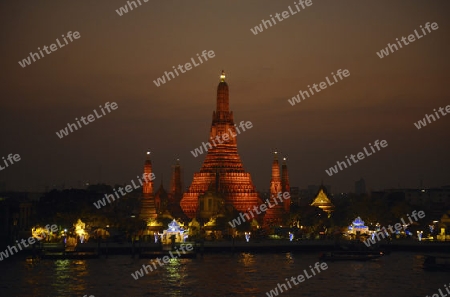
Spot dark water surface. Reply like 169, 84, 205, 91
0, 252, 448, 297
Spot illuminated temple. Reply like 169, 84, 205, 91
140, 71, 291, 227
180, 71, 263, 219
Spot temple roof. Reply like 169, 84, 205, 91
311, 189, 333, 207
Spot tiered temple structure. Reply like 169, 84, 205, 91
264, 152, 290, 226
139, 152, 157, 222
180, 71, 262, 219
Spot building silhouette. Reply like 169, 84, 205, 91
355, 178, 366, 195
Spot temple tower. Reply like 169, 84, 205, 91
168, 159, 187, 220
180, 71, 262, 219
170, 159, 183, 203
270, 151, 281, 194
264, 152, 286, 226
281, 157, 291, 213
140, 151, 157, 221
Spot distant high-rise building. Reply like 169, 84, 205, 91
355, 178, 366, 195
289, 186, 300, 205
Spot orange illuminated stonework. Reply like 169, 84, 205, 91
140, 152, 157, 222
180, 71, 262, 218
264, 152, 287, 226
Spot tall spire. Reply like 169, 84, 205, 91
281, 157, 290, 213
271, 151, 281, 188
264, 151, 286, 227
140, 150, 157, 221
216, 70, 229, 114
167, 158, 187, 220
170, 158, 182, 197
281, 157, 289, 192
180, 71, 261, 219
143, 151, 153, 195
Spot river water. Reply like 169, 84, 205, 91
0, 252, 448, 297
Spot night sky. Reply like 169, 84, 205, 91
1, 1, 449, 193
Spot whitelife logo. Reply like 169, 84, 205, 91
426, 283, 450, 297
55, 102, 118, 139
362, 210, 425, 247
228, 192, 290, 228
325, 140, 388, 177
115, 0, 149, 16
287, 69, 350, 106
0, 153, 21, 172
93, 173, 155, 209
250, 0, 313, 35
153, 50, 215, 87
190, 121, 253, 158
130, 243, 193, 280
414, 104, 450, 130
18, 31, 81, 68
376, 22, 439, 59
265, 262, 328, 296
0, 224, 58, 261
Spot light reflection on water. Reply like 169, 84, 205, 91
0, 252, 448, 297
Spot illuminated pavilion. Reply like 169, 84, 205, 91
310, 185, 334, 215
180, 71, 263, 219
